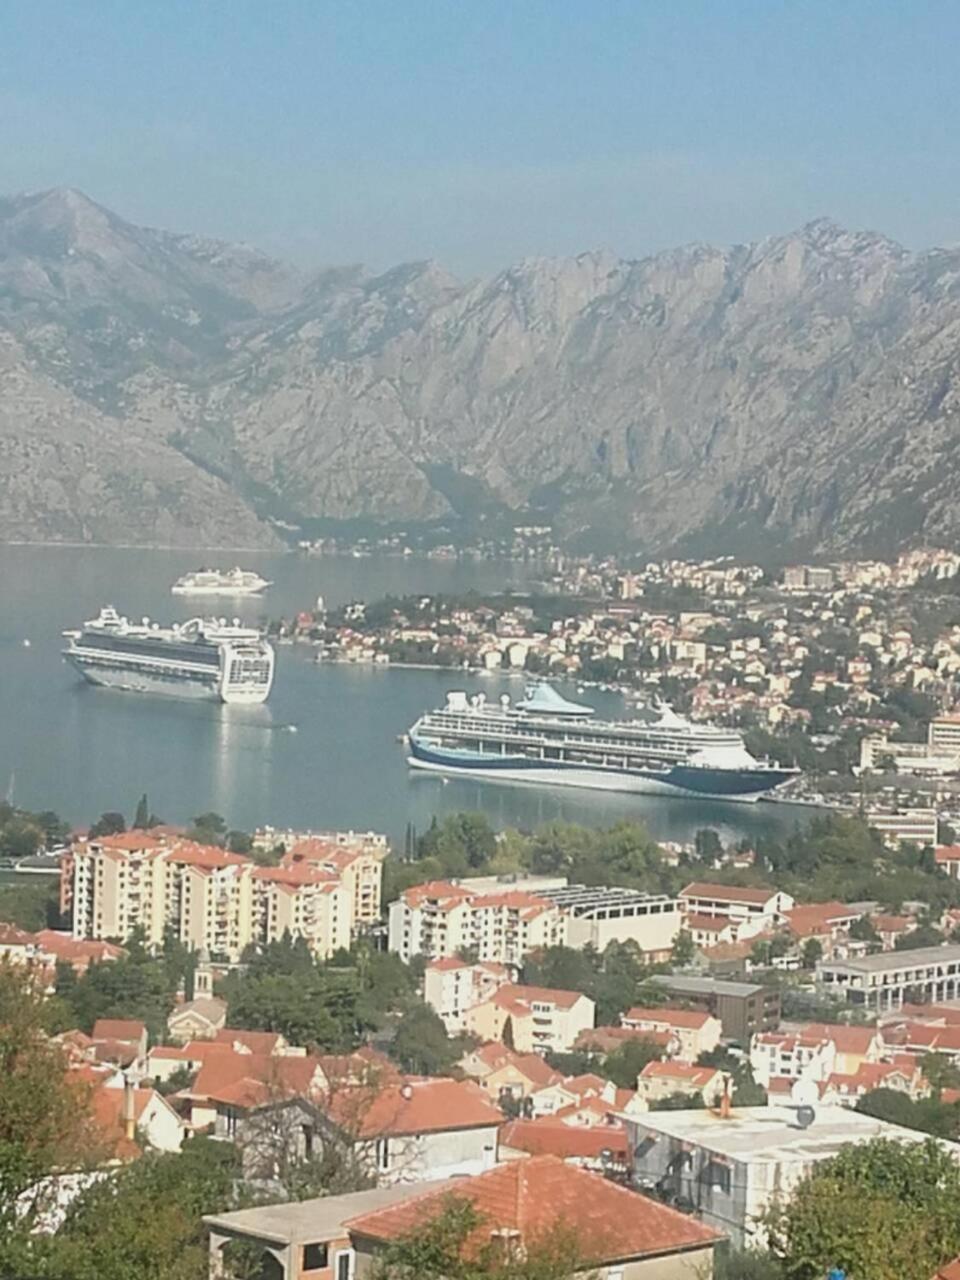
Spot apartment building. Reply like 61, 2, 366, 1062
66, 832, 377, 962
387, 881, 566, 966
620, 1006, 722, 1063
280, 837, 385, 927
866, 808, 939, 848
679, 882, 794, 931
422, 957, 510, 1032
818, 945, 960, 1011
464, 984, 595, 1054
531, 885, 683, 960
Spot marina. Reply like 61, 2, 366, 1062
0, 545, 812, 846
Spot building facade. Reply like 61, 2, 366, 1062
818, 945, 960, 1011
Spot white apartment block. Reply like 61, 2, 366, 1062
423, 956, 511, 1032
679, 882, 794, 925
750, 1030, 837, 1089
388, 881, 567, 966
66, 832, 378, 963
818, 945, 960, 1011
866, 809, 939, 848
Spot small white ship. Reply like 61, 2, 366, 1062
63, 606, 275, 704
171, 567, 271, 597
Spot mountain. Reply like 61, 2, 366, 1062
2, 187, 960, 555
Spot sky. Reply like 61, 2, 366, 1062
3, 1, 960, 275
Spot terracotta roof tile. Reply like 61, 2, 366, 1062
624, 1006, 712, 1031
326, 1078, 502, 1139
500, 1119, 628, 1161
491, 984, 587, 1013
92, 1018, 145, 1043
640, 1061, 719, 1086
680, 881, 780, 905
345, 1155, 722, 1262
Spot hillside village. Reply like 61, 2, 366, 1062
6, 806, 960, 1277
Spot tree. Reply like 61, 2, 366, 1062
694, 828, 724, 862
188, 812, 227, 844
801, 938, 823, 970
895, 924, 945, 951
766, 1137, 960, 1280
391, 1003, 459, 1076
603, 1037, 663, 1088
671, 928, 696, 967
0, 966, 100, 1245
226, 830, 254, 854
88, 811, 125, 839
371, 1194, 588, 1280
0, 818, 42, 859
133, 793, 150, 830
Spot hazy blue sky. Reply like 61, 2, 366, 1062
3, 1, 960, 273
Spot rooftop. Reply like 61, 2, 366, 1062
653, 974, 770, 999
819, 945, 960, 975
626, 1103, 956, 1165
680, 882, 781, 905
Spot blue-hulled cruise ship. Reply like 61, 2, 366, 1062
405, 684, 797, 803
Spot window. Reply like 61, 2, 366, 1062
376, 1138, 390, 1170
303, 1243, 328, 1271
335, 1250, 354, 1280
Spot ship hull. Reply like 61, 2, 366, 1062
65, 655, 270, 705
406, 736, 793, 803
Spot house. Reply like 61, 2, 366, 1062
464, 984, 595, 1055
684, 914, 738, 949
637, 1060, 725, 1106
498, 1117, 629, 1174
90, 1018, 148, 1067
800, 1023, 884, 1075
423, 957, 511, 1033
167, 996, 228, 1043
627, 1103, 959, 1248
620, 1006, 722, 1063
205, 1156, 723, 1280
935, 846, 960, 880
680, 882, 794, 931
91, 1081, 186, 1158
871, 913, 916, 950
458, 1041, 561, 1105
178, 1046, 324, 1132
784, 903, 863, 955
749, 1031, 836, 1089
323, 1077, 503, 1185
825, 1060, 925, 1107
574, 1024, 679, 1058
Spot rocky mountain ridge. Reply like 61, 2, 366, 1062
2, 187, 960, 554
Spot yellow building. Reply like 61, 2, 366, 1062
465, 984, 595, 1055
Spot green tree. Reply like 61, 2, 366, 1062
0, 818, 43, 859
766, 1137, 960, 1280
226, 830, 254, 854
371, 1194, 588, 1280
671, 928, 696, 967
188, 812, 227, 844
88, 812, 126, 839
801, 938, 823, 970
132, 793, 150, 830
602, 1037, 663, 1088
895, 924, 945, 951
923, 1051, 960, 1096
391, 1003, 460, 1076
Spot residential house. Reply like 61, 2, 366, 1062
423, 956, 510, 1033
636, 1061, 725, 1107
936, 846, 960, 881
784, 903, 864, 957
498, 1117, 629, 1175
205, 1155, 723, 1280
458, 1041, 560, 1105
651, 974, 781, 1042
464, 984, 595, 1055
801, 1023, 884, 1075
749, 1031, 836, 1089
620, 1007, 722, 1063
684, 914, 738, 950
91, 1080, 186, 1158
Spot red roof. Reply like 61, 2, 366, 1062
92, 1018, 145, 1044
190, 1049, 320, 1107
935, 846, 960, 864
640, 1061, 719, 1087
624, 1006, 712, 1031
401, 881, 472, 908
345, 1155, 722, 1262
167, 841, 250, 870
491, 984, 587, 1014
90, 832, 164, 852
469, 1042, 561, 1089
90, 1085, 163, 1160
215, 1029, 283, 1055
36, 931, 125, 964
326, 1077, 502, 1139
680, 881, 780, 905
252, 863, 339, 887
500, 1118, 628, 1162
934, 1259, 960, 1280
785, 903, 861, 937
684, 914, 733, 933
575, 1026, 674, 1053
800, 1023, 879, 1055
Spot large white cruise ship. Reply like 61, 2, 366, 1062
63, 606, 275, 704
171, 567, 271, 596
405, 684, 797, 802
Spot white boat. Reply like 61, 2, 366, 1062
405, 683, 797, 803
171, 567, 271, 596
63, 606, 275, 704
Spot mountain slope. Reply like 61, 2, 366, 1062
2, 188, 960, 554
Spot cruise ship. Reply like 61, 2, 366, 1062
405, 684, 797, 802
63, 607, 275, 704
171, 567, 271, 596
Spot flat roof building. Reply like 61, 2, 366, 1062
652, 974, 780, 1043
818, 944, 960, 1011
532, 884, 682, 959
626, 1103, 960, 1248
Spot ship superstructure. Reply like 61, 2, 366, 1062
63, 606, 275, 704
171, 567, 271, 596
405, 684, 796, 802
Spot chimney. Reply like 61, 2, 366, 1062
122, 1072, 137, 1142
718, 1074, 733, 1120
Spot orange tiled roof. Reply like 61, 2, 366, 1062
469, 1042, 561, 1089
640, 1061, 719, 1086
214, 1029, 284, 1055
680, 881, 779, 905
492, 984, 586, 1014
801, 1023, 878, 1055
500, 1118, 628, 1162
683, 914, 734, 933
167, 841, 250, 869
92, 1018, 145, 1044
90, 1085, 162, 1160
326, 1077, 503, 1139
345, 1155, 722, 1262
625, 1006, 712, 1031
252, 863, 339, 887
89, 832, 164, 852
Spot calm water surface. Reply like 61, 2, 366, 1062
0, 547, 813, 846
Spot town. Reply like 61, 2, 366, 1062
4, 794, 960, 1279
